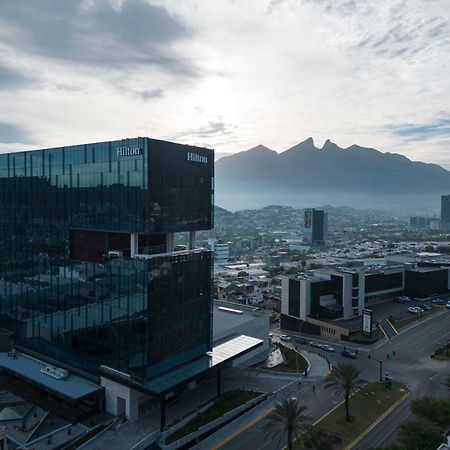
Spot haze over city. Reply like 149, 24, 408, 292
1, 0, 450, 167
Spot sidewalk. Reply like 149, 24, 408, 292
301, 350, 330, 376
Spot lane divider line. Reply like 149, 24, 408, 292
343, 390, 410, 450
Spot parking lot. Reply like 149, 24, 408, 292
368, 295, 448, 322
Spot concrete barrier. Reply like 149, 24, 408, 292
162, 393, 267, 449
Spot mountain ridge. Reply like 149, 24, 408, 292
215, 138, 450, 212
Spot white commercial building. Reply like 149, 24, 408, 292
208, 238, 230, 266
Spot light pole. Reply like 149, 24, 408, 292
295, 320, 306, 381
369, 355, 384, 382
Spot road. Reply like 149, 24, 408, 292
212, 309, 450, 450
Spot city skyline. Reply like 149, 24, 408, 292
0, 1, 449, 167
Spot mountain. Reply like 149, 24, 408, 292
215, 138, 450, 212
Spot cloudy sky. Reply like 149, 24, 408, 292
0, 0, 449, 166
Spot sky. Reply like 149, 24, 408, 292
0, 0, 449, 166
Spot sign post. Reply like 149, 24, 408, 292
362, 308, 373, 339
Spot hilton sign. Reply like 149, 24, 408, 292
187, 152, 208, 164
116, 146, 142, 157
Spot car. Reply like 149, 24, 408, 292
291, 396, 298, 401
394, 297, 409, 304
418, 304, 431, 311
341, 349, 357, 359
432, 298, 444, 304
310, 341, 322, 348
280, 335, 292, 342
321, 344, 335, 352
295, 337, 307, 345
407, 306, 423, 314
446, 301, 450, 309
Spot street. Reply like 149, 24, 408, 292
211, 309, 450, 450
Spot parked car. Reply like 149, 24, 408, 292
310, 341, 322, 348
321, 344, 335, 352
432, 298, 445, 304
395, 296, 410, 304
407, 306, 423, 314
280, 335, 292, 342
341, 349, 357, 359
295, 337, 307, 345
418, 304, 431, 311
446, 301, 450, 309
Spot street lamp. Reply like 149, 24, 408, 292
368, 354, 384, 382
295, 320, 306, 380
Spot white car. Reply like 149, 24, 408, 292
407, 306, 423, 314
280, 335, 292, 342
321, 344, 335, 352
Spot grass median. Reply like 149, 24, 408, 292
431, 344, 450, 360
270, 343, 308, 373
391, 306, 440, 330
165, 389, 262, 444
295, 381, 408, 449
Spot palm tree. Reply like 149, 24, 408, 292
263, 398, 310, 450
324, 363, 366, 422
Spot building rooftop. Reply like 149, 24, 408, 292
213, 301, 266, 336
0, 352, 102, 400
101, 334, 263, 395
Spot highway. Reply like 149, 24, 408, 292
211, 309, 450, 450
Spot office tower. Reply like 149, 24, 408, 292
304, 208, 327, 244
441, 195, 450, 231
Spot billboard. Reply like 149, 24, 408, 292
362, 308, 373, 336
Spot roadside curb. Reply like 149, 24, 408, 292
298, 350, 312, 375
343, 389, 410, 450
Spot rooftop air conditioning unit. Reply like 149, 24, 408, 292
108, 251, 123, 258
41, 365, 69, 380
134, 254, 152, 260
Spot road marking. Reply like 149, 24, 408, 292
379, 324, 389, 339
373, 410, 412, 448
211, 408, 272, 449
385, 317, 399, 335
344, 390, 410, 450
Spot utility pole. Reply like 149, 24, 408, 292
368, 355, 384, 382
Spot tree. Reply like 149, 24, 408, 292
263, 398, 310, 450
324, 363, 366, 422
410, 395, 450, 428
397, 418, 443, 450
300, 425, 340, 450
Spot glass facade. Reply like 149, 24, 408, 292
0, 137, 214, 382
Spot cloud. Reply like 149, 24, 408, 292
0, 63, 30, 90
387, 118, 450, 141
172, 121, 237, 140
0, 122, 33, 144
138, 88, 164, 100
0, 0, 196, 76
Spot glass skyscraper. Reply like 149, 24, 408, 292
0, 137, 214, 382
441, 194, 450, 232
